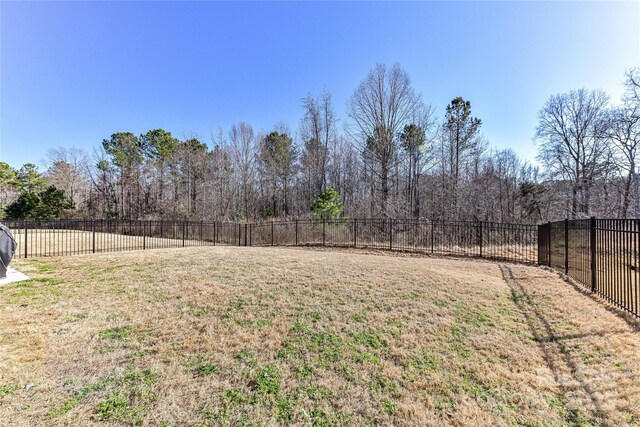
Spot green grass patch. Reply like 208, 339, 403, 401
49, 370, 140, 419
350, 312, 366, 322
95, 392, 143, 425
275, 392, 297, 424
25, 259, 54, 273
224, 388, 247, 405
254, 365, 281, 394
195, 362, 218, 376
355, 351, 381, 365
381, 398, 396, 415
0, 384, 17, 398
9, 278, 64, 304
351, 329, 385, 349
408, 349, 439, 373
94, 367, 158, 426
99, 326, 133, 341
305, 384, 333, 401
48, 397, 80, 418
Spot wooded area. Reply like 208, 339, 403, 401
2, 65, 638, 223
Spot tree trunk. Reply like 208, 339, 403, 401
414, 166, 421, 219
621, 170, 633, 219
571, 184, 578, 219
381, 162, 389, 217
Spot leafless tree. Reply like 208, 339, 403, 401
625, 68, 640, 105
612, 68, 640, 217
229, 122, 257, 218
535, 89, 610, 218
347, 64, 422, 217
44, 147, 91, 213
299, 90, 337, 203
606, 105, 640, 217
398, 104, 437, 218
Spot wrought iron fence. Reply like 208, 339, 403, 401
243, 218, 537, 263
538, 218, 639, 318
4, 218, 538, 263
5, 216, 638, 318
4, 220, 234, 258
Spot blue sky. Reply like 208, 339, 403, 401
1, 1, 639, 169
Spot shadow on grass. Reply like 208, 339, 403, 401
545, 267, 640, 331
499, 264, 611, 427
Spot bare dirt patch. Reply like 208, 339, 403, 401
0, 247, 638, 426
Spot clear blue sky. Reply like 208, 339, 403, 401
1, 1, 638, 169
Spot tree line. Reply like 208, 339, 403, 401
1, 64, 638, 223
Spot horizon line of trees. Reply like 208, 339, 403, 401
1, 64, 638, 224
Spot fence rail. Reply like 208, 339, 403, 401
538, 217, 640, 318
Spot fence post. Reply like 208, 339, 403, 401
322, 218, 326, 246
547, 221, 552, 266
564, 218, 569, 274
389, 218, 393, 250
143, 220, 146, 250
24, 220, 28, 259
213, 222, 216, 246
249, 223, 252, 246
431, 221, 434, 253
295, 219, 298, 246
271, 221, 274, 246
353, 218, 357, 248
590, 216, 597, 292
92, 219, 96, 254
244, 223, 248, 246
182, 221, 186, 247
537, 224, 542, 264
479, 221, 483, 258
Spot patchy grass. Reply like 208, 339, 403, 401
1, 246, 639, 426
99, 326, 134, 341
0, 384, 17, 398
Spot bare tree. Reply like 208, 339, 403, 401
535, 89, 610, 218
44, 147, 91, 213
347, 64, 422, 217
90, 147, 118, 218
403, 104, 437, 218
625, 68, 640, 105
300, 90, 337, 202
604, 70, 640, 217
229, 122, 256, 219
607, 109, 640, 217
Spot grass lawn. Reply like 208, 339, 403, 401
1, 247, 639, 426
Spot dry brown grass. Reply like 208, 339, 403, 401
0, 247, 639, 426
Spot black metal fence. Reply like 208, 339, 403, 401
4, 218, 538, 263
4, 220, 242, 258
538, 218, 640, 318
7, 217, 639, 317
247, 219, 537, 263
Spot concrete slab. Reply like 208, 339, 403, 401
0, 267, 30, 285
